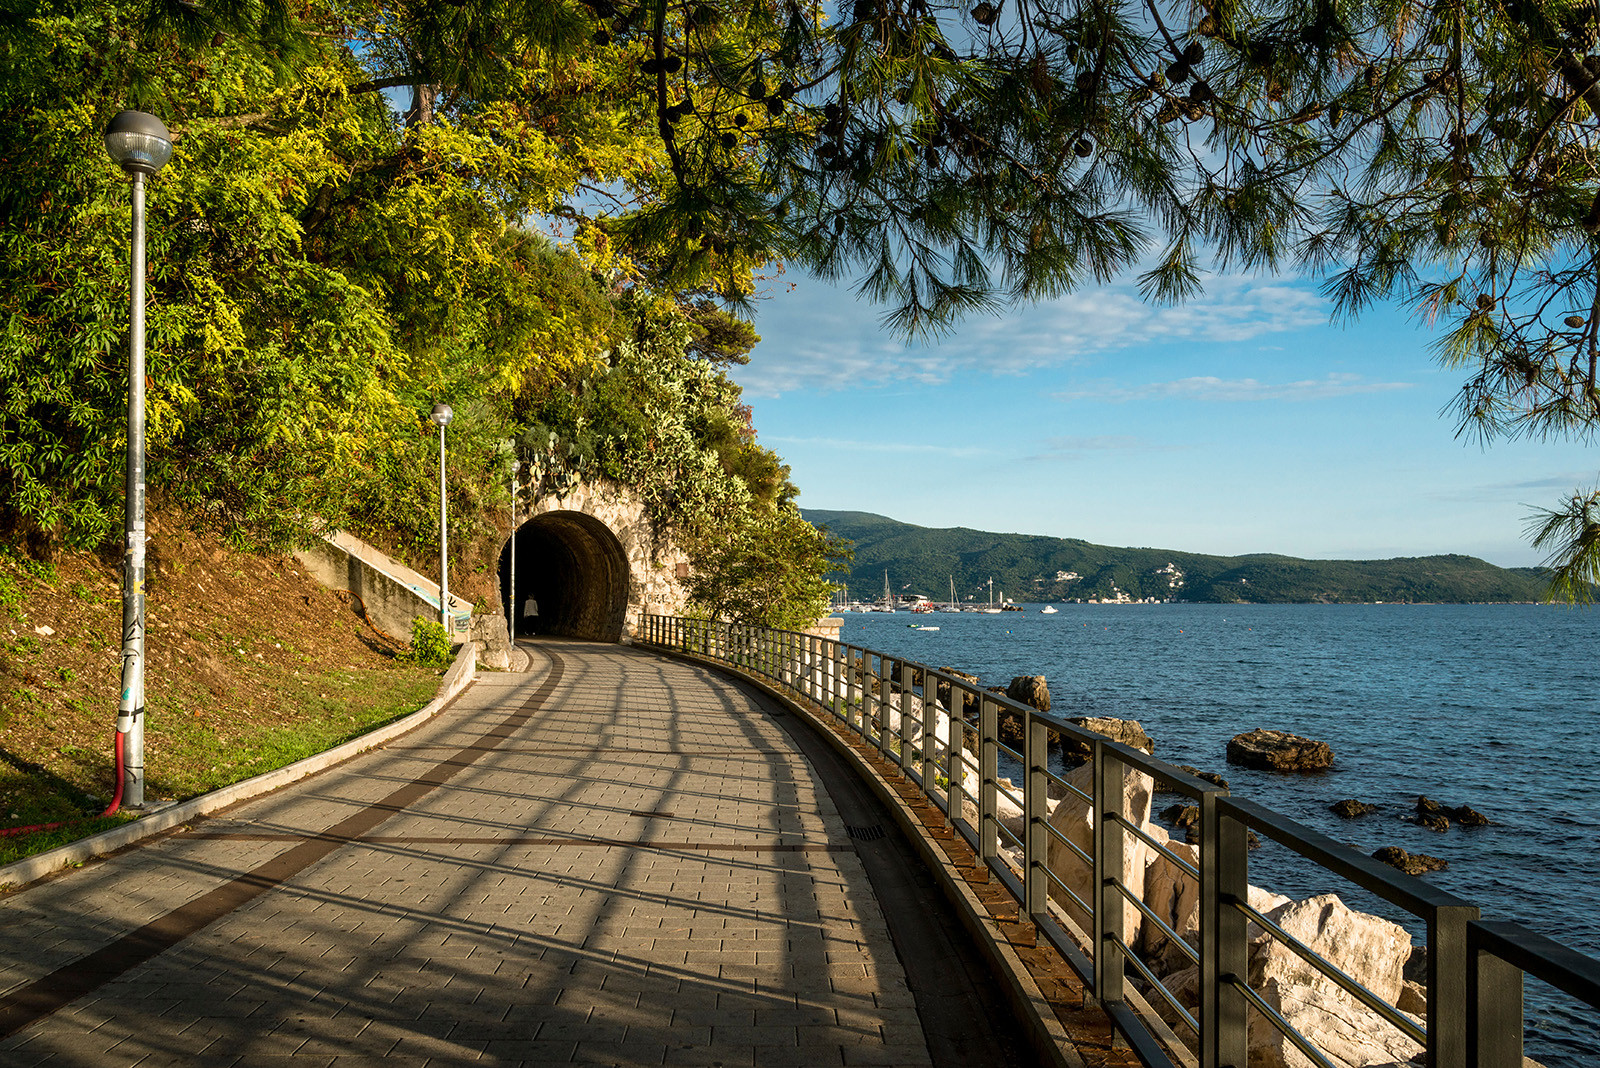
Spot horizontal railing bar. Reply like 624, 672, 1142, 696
1108, 811, 1201, 881
1035, 910, 1095, 988
1104, 1000, 1184, 1068
990, 854, 1027, 911
1228, 975, 1340, 1068
1110, 878, 1194, 965
640, 616, 1600, 1068
1045, 867, 1092, 919
1219, 796, 1476, 918
1229, 897, 1426, 1044
1044, 820, 1093, 868
1059, 779, 1092, 805
1472, 919, 1600, 1007
1108, 932, 1199, 1034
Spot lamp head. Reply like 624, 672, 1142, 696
104, 110, 173, 176
429, 402, 454, 427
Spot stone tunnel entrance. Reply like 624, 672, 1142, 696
499, 511, 631, 643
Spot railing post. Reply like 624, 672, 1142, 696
1430, 904, 1479, 1068
1024, 713, 1048, 918
858, 650, 871, 735
1200, 792, 1247, 1068
896, 663, 913, 771
870, 654, 885, 751
921, 669, 938, 792
802, 633, 814, 700
1468, 927, 1523, 1068
878, 658, 895, 757
979, 694, 998, 865
947, 687, 965, 826
829, 640, 842, 717
1093, 741, 1124, 1005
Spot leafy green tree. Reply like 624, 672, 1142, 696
569, 0, 1600, 592
14, 0, 1600, 596
684, 506, 853, 628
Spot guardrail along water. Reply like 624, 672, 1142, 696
640, 615, 1600, 1068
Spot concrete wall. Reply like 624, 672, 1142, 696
295, 481, 692, 651
294, 531, 473, 646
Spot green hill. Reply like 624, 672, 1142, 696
802, 510, 1555, 605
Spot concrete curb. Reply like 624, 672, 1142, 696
647, 646, 1084, 1068
0, 643, 478, 893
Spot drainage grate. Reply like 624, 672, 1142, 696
846, 824, 886, 841
630, 810, 676, 819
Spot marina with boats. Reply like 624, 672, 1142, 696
832, 572, 1034, 613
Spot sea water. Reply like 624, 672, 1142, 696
834, 603, 1600, 1065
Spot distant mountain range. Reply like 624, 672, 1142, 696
801, 509, 1557, 605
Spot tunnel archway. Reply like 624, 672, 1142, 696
499, 511, 631, 642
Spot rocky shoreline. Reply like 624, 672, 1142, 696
881, 669, 1531, 1068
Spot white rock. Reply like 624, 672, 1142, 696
1161, 892, 1422, 1068
881, 692, 955, 756
1045, 759, 1155, 938
1142, 831, 1200, 965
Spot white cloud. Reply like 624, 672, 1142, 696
737, 272, 1331, 398
1054, 372, 1414, 403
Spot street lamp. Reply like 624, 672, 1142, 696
429, 403, 453, 634
509, 460, 520, 642
105, 110, 173, 810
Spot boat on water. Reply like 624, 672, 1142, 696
980, 578, 1003, 613
1041, 605, 1058, 614
909, 625, 940, 631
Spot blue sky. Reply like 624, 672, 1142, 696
729, 270, 1597, 568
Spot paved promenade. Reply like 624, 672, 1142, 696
0, 640, 1022, 1067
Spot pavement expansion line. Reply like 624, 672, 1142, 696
0, 651, 568, 1039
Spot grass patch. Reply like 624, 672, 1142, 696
0, 668, 438, 867
0, 513, 448, 871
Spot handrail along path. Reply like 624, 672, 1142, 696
639, 613, 1600, 1068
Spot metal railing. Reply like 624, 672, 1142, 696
639, 614, 1600, 1068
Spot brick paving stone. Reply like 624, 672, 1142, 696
0, 642, 939, 1067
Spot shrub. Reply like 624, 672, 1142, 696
405, 618, 452, 668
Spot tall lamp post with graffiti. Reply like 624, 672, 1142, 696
509, 460, 519, 642
430, 403, 453, 634
105, 110, 173, 809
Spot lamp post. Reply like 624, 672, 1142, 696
430, 403, 453, 634
105, 110, 173, 810
509, 460, 519, 642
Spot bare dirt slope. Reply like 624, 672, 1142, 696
0, 510, 442, 860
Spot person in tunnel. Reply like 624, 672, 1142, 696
521, 596, 539, 635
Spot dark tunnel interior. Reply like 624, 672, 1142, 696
498, 512, 630, 642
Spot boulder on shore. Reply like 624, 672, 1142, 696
1165, 893, 1421, 1068
1226, 728, 1334, 772
1411, 796, 1491, 830
1061, 716, 1154, 766
1046, 759, 1153, 938
1372, 845, 1449, 875
1159, 802, 1201, 841
1177, 764, 1229, 790
1330, 798, 1381, 819
1006, 675, 1051, 713
935, 667, 981, 715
